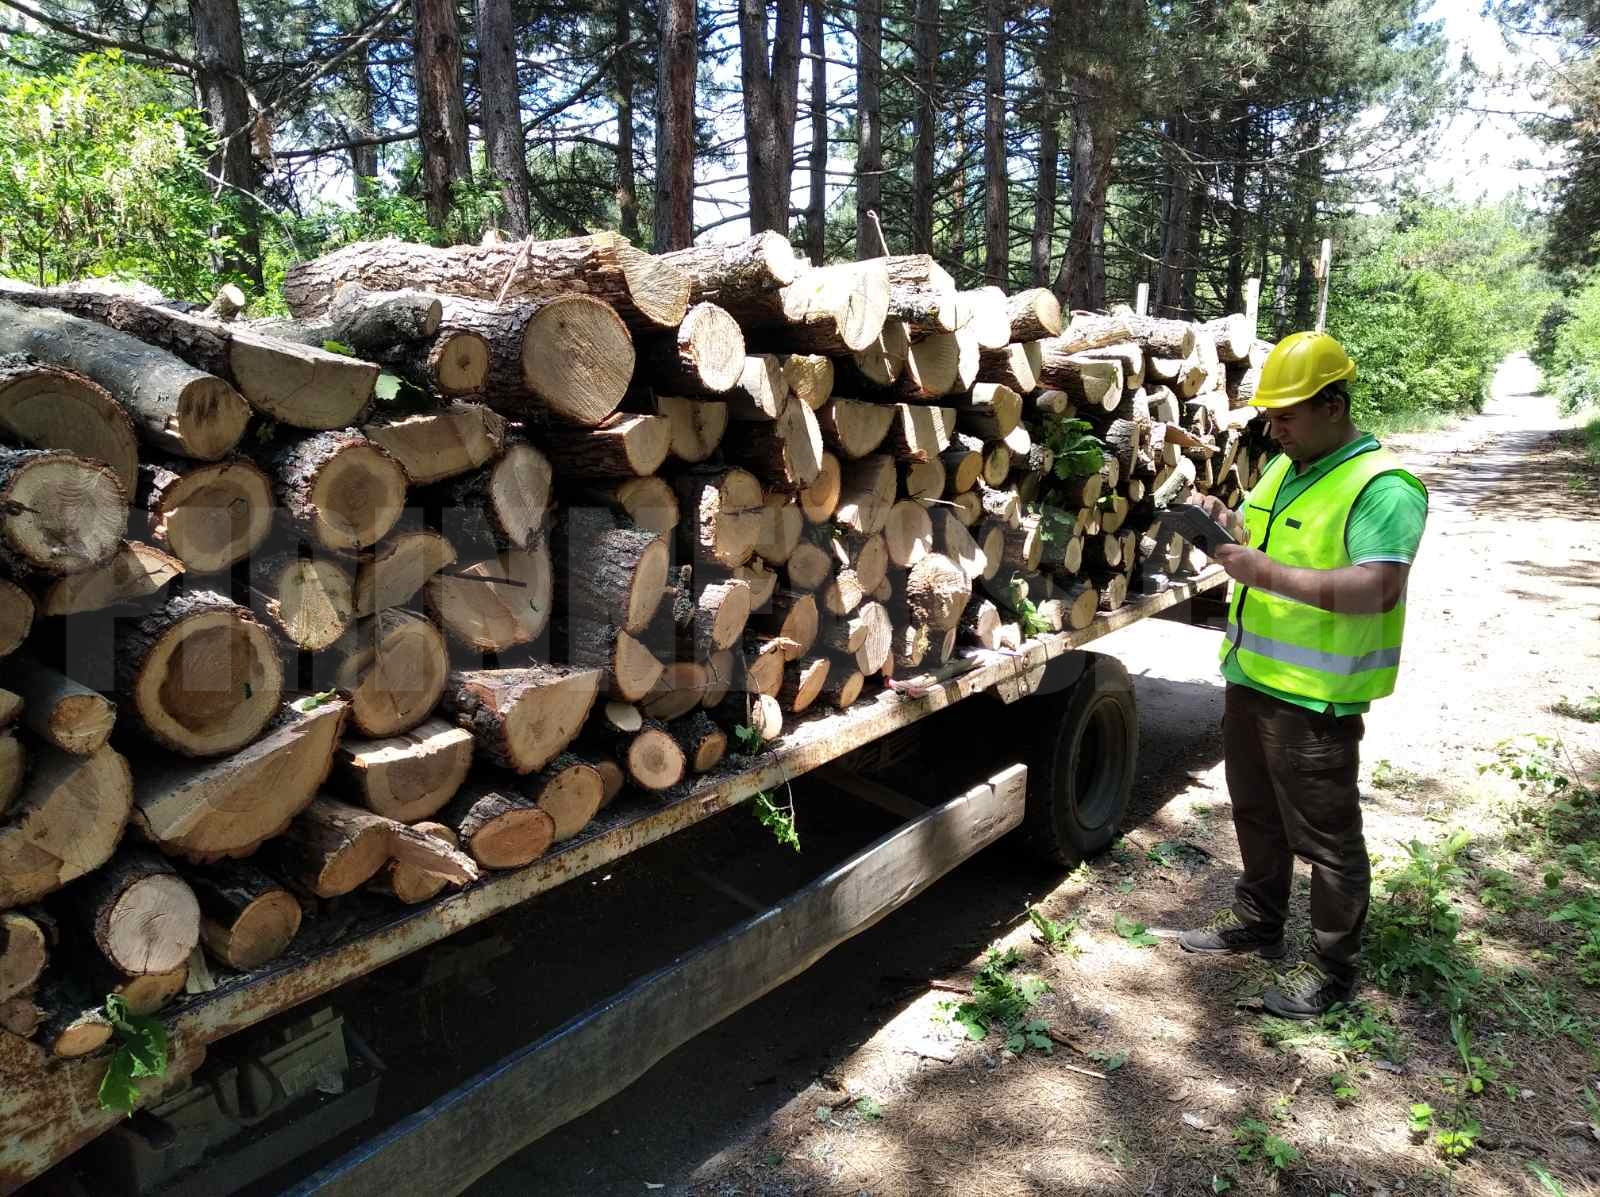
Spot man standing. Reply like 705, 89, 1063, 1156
1177, 331, 1428, 1020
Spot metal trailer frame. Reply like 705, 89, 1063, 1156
0, 569, 1227, 1195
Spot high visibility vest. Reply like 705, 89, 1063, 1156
1220, 445, 1425, 704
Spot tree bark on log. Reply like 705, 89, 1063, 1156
75, 850, 200, 975
0, 745, 132, 908
38, 541, 183, 617
362, 402, 506, 486
540, 413, 672, 480
134, 456, 273, 575
737, 261, 892, 355
1007, 288, 1065, 341
334, 718, 475, 823
0, 355, 139, 494
555, 509, 670, 635
370, 822, 458, 904
906, 553, 971, 631
282, 232, 692, 332
439, 785, 557, 869
675, 468, 764, 568
131, 698, 348, 863
443, 665, 603, 774
0, 299, 249, 460
659, 232, 803, 305
883, 254, 959, 334
0, 449, 125, 577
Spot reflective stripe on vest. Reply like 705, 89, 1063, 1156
1219, 443, 1424, 704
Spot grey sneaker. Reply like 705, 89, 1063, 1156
1177, 908, 1286, 959
1263, 962, 1352, 1020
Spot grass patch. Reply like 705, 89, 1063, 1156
1365, 409, 1461, 439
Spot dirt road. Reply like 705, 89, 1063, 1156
469, 356, 1600, 1195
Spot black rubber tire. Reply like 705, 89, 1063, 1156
1022, 652, 1139, 866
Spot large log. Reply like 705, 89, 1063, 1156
659, 232, 803, 305
724, 395, 824, 491
334, 609, 451, 739
1037, 347, 1123, 410
883, 254, 959, 334
978, 342, 1040, 394
134, 456, 274, 575
426, 545, 554, 653
1123, 314, 1198, 358
0, 745, 132, 907
540, 413, 672, 480
435, 439, 552, 556
37, 541, 183, 617
439, 295, 634, 427
835, 454, 897, 535
187, 862, 302, 971
75, 850, 200, 976
353, 530, 458, 618
0, 300, 248, 459
1053, 311, 1135, 355
958, 286, 1013, 351
635, 301, 746, 395
0, 356, 139, 494
555, 509, 670, 635
283, 231, 692, 332
906, 553, 972, 631
675, 467, 764, 568
817, 399, 895, 460
0, 449, 125, 577
130, 697, 348, 863
951, 383, 1021, 439
8, 659, 115, 756
114, 590, 283, 758
362, 402, 506, 485
260, 430, 407, 553
1006, 288, 1065, 341
324, 283, 444, 349
737, 260, 892, 355
444, 665, 603, 774
720, 354, 788, 422
782, 354, 835, 411
335, 718, 475, 823
7, 289, 377, 429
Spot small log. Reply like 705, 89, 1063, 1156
444, 665, 603, 774
333, 610, 451, 739
0, 579, 33, 657
0, 355, 139, 493
784, 540, 833, 591
441, 786, 558, 869
778, 656, 832, 714
184, 861, 303, 971
115, 590, 283, 758
380, 327, 490, 397
657, 396, 729, 463
672, 712, 728, 773
821, 666, 865, 710
949, 489, 984, 527
0, 910, 49, 1001
692, 579, 753, 656
849, 600, 893, 674
936, 509, 987, 583
1038, 350, 1123, 411
819, 569, 865, 617
884, 500, 934, 568
325, 283, 443, 348
978, 342, 1039, 394
37, 541, 183, 617
838, 319, 910, 390
1007, 288, 1065, 341
725, 394, 825, 491
74, 849, 200, 975
889, 404, 956, 463
781, 354, 834, 410
641, 662, 709, 721
0, 448, 125, 577
734, 559, 778, 610
799, 451, 843, 523
260, 430, 407, 553
34, 984, 113, 1057
675, 467, 764, 569
540, 413, 671, 480
8, 659, 115, 756
737, 260, 891, 355
888, 332, 963, 400
1001, 521, 1043, 572
277, 798, 479, 898
0, 730, 24, 817
721, 354, 788, 421
659, 231, 802, 306
283, 230, 691, 332
0, 298, 249, 459
960, 597, 1004, 649
436, 439, 552, 555
567, 623, 662, 703
835, 454, 897, 535
834, 531, 889, 596
906, 554, 971, 632
941, 446, 983, 494
353, 530, 457, 617
756, 494, 804, 564
362, 402, 506, 486
255, 552, 356, 652
529, 755, 604, 840
977, 522, 1007, 581
555, 509, 671, 635
902, 457, 946, 503
742, 637, 788, 698
574, 476, 679, 535
371, 823, 459, 905
635, 301, 746, 395
702, 648, 738, 709
1097, 573, 1129, 613
884, 254, 959, 333
619, 719, 687, 791
952, 383, 1022, 440
426, 545, 554, 653
817, 398, 895, 459
752, 589, 819, 661
131, 698, 348, 864
1123, 315, 1198, 359
335, 719, 475, 823
134, 456, 273, 575
978, 483, 1021, 526
981, 442, 1011, 487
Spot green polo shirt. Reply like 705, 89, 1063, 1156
1220, 433, 1428, 716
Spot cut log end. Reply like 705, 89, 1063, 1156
0, 449, 125, 576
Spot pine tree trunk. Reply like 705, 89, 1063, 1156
983, 0, 1009, 286
912, 0, 939, 253
190, 0, 261, 282
477, 0, 532, 237
413, 0, 474, 235
614, 0, 641, 243
654, 0, 698, 250
855, 0, 883, 255
805, 0, 828, 263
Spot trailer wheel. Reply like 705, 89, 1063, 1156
1023, 652, 1138, 866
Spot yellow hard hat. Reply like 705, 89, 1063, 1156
1253, 331, 1356, 409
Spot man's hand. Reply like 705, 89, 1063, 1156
1193, 493, 1247, 544
1214, 543, 1273, 588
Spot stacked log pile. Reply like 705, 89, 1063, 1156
0, 228, 1271, 1063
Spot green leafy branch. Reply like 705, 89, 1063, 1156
753, 788, 800, 852
97, 994, 169, 1114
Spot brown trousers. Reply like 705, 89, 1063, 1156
1224, 683, 1368, 984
